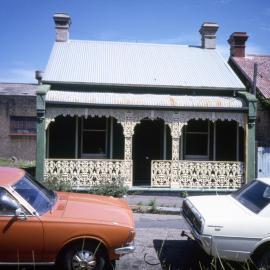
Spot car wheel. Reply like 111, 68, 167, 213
257, 250, 270, 270
60, 241, 112, 270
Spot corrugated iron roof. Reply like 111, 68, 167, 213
232, 55, 270, 99
43, 40, 245, 90
46, 90, 245, 109
0, 83, 37, 96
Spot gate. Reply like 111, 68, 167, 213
257, 147, 270, 177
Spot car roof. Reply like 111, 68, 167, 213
0, 167, 25, 186
257, 177, 270, 185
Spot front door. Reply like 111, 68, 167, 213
133, 119, 164, 185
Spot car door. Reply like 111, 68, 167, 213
0, 187, 44, 262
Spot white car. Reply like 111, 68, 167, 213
182, 178, 270, 269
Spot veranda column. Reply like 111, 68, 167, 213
168, 123, 185, 188
36, 85, 50, 181
246, 118, 256, 182
121, 121, 138, 187
238, 91, 257, 183
122, 122, 137, 160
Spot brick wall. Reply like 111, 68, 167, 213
256, 102, 270, 147
0, 95, 36, 161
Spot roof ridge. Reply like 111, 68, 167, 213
68, 39, 192, 48
246, 54, 270, 58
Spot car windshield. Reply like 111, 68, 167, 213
232, 180, 270, 214
12, 174, 56, 215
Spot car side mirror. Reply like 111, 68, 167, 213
1, 194, 19, 211
15, 208, 27, 220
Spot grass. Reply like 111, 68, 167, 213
0, 158, 35, 168
137, 201, 144, 206
148, 199, 157, 213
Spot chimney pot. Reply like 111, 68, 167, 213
228, 32, 249, 57
53, 13, 71, 42
199, 22, 219, 49
35, 70, 43, 85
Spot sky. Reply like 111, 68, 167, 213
0, 0, 269, 83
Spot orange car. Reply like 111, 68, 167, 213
0, 167, 135, 269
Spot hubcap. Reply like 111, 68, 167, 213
72, 250, 97, 270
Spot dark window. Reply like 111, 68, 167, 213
184, 120, 209, 159
48, 116, 76, 158
10, 116, 36, 135
215, 120, 237, 161
81, 117, 107, 156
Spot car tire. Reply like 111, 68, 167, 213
59, 241, 113, 270
257, 249, 270, 270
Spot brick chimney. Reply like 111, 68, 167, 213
228, 32, 249, 57
199, 22, 219, 49
53, 13, 71, 42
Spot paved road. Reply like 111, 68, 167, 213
116, 213, 212, 270
0, 213, 244, 270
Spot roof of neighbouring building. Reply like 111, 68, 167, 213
0, 83, 37, 96
231, 55, 270, 99
43, 40, 245, 90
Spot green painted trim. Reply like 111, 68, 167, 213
35, 85, 50, 182
36, 116, 45, 181
36, 84, 50, 95
246, 120, 256, 183
238, 91, 257, 183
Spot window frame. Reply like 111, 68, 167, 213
9, 116, 37, 137
81, 117, 108, 158
0, 187, 29, 217
184, 120, 210, 160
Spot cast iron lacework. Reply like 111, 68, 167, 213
44, 108, 246, 188
151, 160, 245, 189
44, 159, 133, 188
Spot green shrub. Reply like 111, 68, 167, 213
88, 177, 128, 198
43, 175, 128, 198
148, 199, 157, 213
43, 176, 72, 192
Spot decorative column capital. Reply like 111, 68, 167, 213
45, 118, 55, 130
121, 121, 138, 138
168, 122, 185, 139
121, 121, 138, 161
168, 122, 185, 161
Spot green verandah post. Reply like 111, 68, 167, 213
36, 85, 50, 181
238, 91, 257, 183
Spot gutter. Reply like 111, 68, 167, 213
45, 101, 249, 112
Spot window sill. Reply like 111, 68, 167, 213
10, 133, 36, 137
